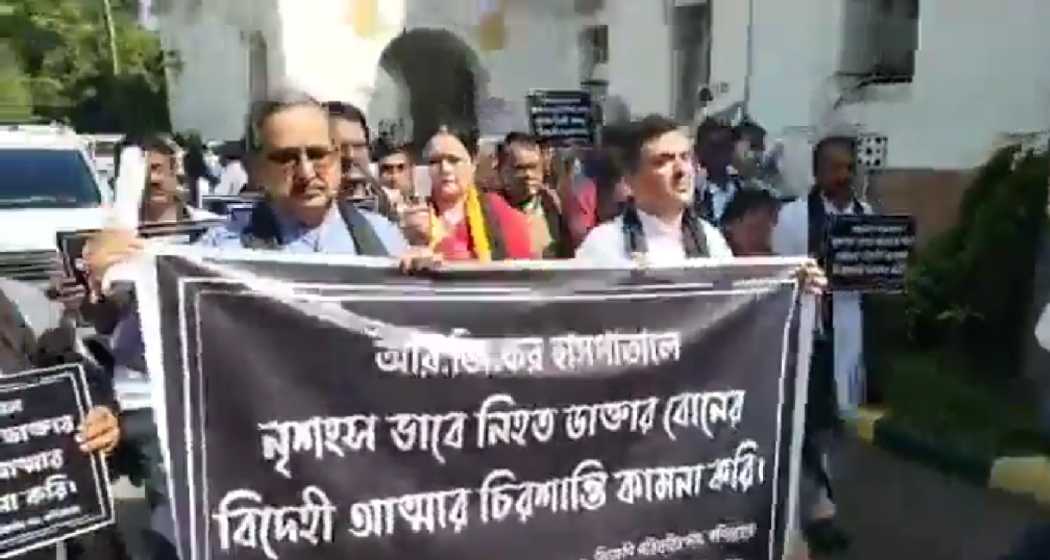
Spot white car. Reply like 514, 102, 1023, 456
0, 123, 112, 283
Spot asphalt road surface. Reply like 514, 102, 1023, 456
109, 436, 1049, 560
828, 437, 1049, 560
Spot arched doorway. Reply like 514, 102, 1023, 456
378, 29, 483, 152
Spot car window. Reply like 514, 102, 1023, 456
0, 149, 102, 209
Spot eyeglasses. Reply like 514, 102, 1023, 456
265, 146, 335, 170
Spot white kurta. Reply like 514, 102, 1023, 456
772, 196, 871, 413
575, 209, 734, 264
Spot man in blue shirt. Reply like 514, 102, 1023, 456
196, 91, 408, 255
84, 90, 429, 560
87, 91, 413, 271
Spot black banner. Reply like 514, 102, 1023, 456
55, 220, 224, 289
0, 365, 115, 557
141, 253, 811, 560
526, 90, 596, 146
824, 214, 916, 293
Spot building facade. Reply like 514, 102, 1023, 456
157, 0, 1049, 200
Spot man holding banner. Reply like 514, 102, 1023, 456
88, 108, 825, 560
83, 90, 441, 560
771, 136, 874, 555
575, 115, 824, 288
576, 115, 734, 263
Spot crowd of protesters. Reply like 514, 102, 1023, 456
1, 88, 907, 560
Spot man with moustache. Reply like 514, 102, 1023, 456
86, 90, 424, 275
194, 93, 408, 254
497, 132, 574, 259
83, 90, 431, 559
133, 135, 212, 223
771, 136, 873, 555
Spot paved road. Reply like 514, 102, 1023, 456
109, 437, 1048, 560
830, 437, 1049, 560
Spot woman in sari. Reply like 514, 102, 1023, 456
413, 126, 532, 261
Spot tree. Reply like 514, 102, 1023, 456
0, 0, 170, 132
0, 41, 33, 121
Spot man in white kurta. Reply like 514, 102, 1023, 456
772, 144, 870, 414
576, 116, 734, 262
773, 200, 870, 413
770, 137, 866, 555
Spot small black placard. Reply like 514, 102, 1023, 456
825, 214, 917, 293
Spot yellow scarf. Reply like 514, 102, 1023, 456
429, 186, 493, 262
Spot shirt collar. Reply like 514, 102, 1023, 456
635, 208, 683, 240
272, 201, 339, 240
821, 194, 856, 215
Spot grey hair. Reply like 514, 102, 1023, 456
245, 89, 326, 153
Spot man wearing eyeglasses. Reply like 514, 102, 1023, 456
190, 92, 408, 255
86, 91, 418, 275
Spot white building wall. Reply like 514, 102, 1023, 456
472, 0, 582, 134
707, 0, 748, 115
274, 0, 387, 106
167, 0, 583, 140
838, 0, 1050, 169
605, 0, 673, 118
158, 0, 285, 141
160, 19, 251, 140
709, 0, 1050, 172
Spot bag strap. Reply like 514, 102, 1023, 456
808, 188, 867, 262
240, 202, 283, 250
622, 201, 709, 258
240, 200, 389, 256
807, 189, 827, 261
478, 194, 508, 261
538, 189, 572, 258
336, 200, 390, 257
622, 201, 647, 257
808, 187, 869, 333
682, 206, 710, 258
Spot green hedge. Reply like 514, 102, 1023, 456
905, 145, 1049, 378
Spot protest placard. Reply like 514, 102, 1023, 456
0, 365, 114, 558
824, 214, 917, 292
55, 219, 224, 289
137, 250, 813, 560
526, 90, 596, 146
